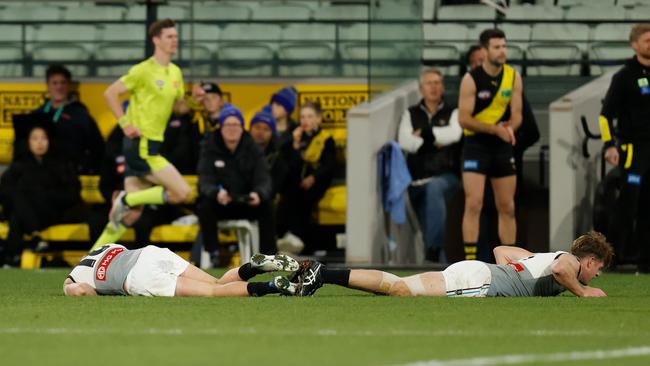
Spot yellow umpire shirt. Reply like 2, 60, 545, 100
120, 57, 185, 141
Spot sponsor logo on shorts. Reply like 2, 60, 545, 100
464, 160, 479, 170
628, 173, 642, 185
96, 247, 125, 281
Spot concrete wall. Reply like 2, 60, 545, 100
549, 72, 615, 251
345, 80, 420, 264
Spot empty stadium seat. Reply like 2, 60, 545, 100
220, 24, 282, 43
373, 0, 420, 19
500, 24, 532, 42
62, 5, 125, 21
312, 5, 368, 20
505, 5, 563, 20
423, 23, 469, 45
590, 43, 633, 75
422, 44, 460, 76
422, 0, 436, 20
627, 5, 650, 19
618, 0, 650, 6
531, 23, 590, 51
98, 24, 147, 42
281, 23, 336, 42
0, 5, 62, 21
592, 23, 632, 42
95, 42, 145, 77
0, 25, 25, 42
191, 2, 251, 20
527, 43, 582, 76
125, 5, 188, 20
278, 43, 336, 76
217, 43, 275, 77
27, 24, 98, 53
339, 23, 369, 42
467, 23, 498, 43
32, 44, 92, 77
437, 4, 496, 20
0, 45, 24, 77
251, 3, 312, 20
179, 23, 220, 52
557, 0, 616, 6
178, 44, 213, 78
342, 42, 409, 77
564, 5, 625, 20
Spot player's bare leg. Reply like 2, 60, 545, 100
491, 175, 517, 245
462, 172, 486, 259
347, 270, 446, 297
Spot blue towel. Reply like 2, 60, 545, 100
378, 141, 412, 224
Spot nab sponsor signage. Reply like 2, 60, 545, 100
298, 91, 368, 128
0, 91, 46, 127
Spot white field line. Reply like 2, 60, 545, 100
396, 346, 650, 366
0, 328, 648, 338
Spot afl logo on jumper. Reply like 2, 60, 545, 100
156, 80, 165, 89
95, 247, 125, 281
478, 90, 492, 100
214, 160, 225, 168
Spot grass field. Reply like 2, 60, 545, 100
1, 269, 649, 366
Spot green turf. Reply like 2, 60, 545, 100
0, 269, 649, 366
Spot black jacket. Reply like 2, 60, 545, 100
160, 113, 201, 175
406, 100, 461, 180
32, 100, 105, 174
198, 131, 272, 201
600, 56, 650, 146
262, 135, 289, 197
98, 126, 125, 202
283, 127, 336, 189
0, 153, 80, 213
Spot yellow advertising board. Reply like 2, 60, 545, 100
0, 81, 368, 164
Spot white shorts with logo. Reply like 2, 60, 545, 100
124, 245, 190, 297
441, 260, 492, 297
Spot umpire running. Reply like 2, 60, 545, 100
599, 24, 650, 273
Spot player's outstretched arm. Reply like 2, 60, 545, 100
550, 255, 606, 297
493, 246, 533, 265
63, 278, 97, 297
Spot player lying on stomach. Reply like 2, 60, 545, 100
293, 231, 613, 298
63, 244, 298, 297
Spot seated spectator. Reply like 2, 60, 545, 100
398, 67, 462, 262
270, 86, 298, 147
191, 82, 227, 137
277, 102, 336, 254
249, 109, 289, 197
31, 64, 104, 174
197, 105, 276, 262
0, 126, 80, 266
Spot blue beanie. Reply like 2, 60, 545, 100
250, 110, 277, 134
218, 105, 244, 127
270, 86, 297, 115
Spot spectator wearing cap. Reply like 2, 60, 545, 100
197, 105, 277, 261
250, 109, 289, 198
276, 101, 336, 255
270, 86, 298, 148
30, 64, 105, 174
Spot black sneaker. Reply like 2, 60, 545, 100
296, 260, 324, 297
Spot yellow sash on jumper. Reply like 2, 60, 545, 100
303, 129, 331, 167
465, 64, 515, 136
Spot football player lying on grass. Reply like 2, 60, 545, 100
63, 243, 299, 297
292, 231, 612, 298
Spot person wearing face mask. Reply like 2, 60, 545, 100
276, 102, 336, 255
0, 126, 80, 267
30, 64, 105, 174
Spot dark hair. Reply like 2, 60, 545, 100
148, 18, 176, 40
300, 101, 322, 116
479, 28, 506, 48
465, 45, 483, 66
45, 64, 71, 82
570, 231, 614, 268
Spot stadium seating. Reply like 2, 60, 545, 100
437, 4, 496, 20
98, 24, 147, 42
312, 5, 368, 20
564, 5, 625, 20
62, 5, 126, 21
626, 5, 650, 19
217, 43, 275, 76
0, 5, 62, 21
251, 3, 312, 20
95, 42, 144, 77
505, 4, 564, 20
191, 2, 252, 21
278, 43, 336, 77
373, 0, 420, 19
0, 45, 24, 77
